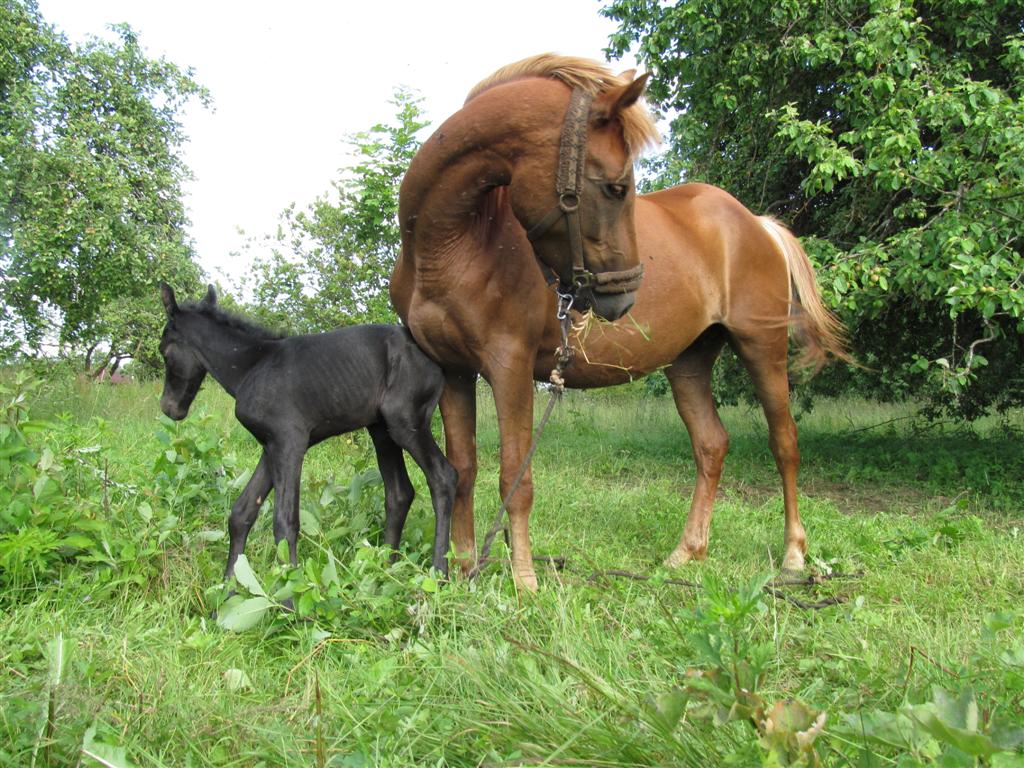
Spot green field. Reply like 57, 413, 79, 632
2, 371, 1022, 766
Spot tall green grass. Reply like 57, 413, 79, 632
1, 371, 1021, 766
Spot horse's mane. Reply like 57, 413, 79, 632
183, 302, 287, 341
465, 53, 660, 157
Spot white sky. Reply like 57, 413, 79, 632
36, 0, 641, 283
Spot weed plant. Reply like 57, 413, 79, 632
0, 369, 1022, 766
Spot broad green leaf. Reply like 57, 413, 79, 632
222, 668, 253, 692
136, 502, 152, 523
904, 688, 996, 757
276, 539, 291, 564
81, 723, 137, 768
299, 505, 321, 536
216, 596, 272, 632
321, 553, 339, 588
230, 555, 266, 597
647, 688, 688, 732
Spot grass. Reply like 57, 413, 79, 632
1, 371, 1022, 766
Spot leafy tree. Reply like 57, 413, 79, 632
240, 90, 427, 332
605, 0, 1024, 417
1, 0, 207, 359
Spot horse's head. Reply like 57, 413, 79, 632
158, 283, 213, 420
508, 70, 653, 321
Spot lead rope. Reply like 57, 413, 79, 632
468, 292, 576, 579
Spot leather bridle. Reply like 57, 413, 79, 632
525, 87, 645, 302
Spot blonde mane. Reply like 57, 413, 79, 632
466, 53, 661, 157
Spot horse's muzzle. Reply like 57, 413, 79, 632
589, 290, 636, 321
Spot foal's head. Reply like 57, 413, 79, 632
158, 283, 214, 421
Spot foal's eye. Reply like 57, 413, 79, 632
603, 183, 628, 200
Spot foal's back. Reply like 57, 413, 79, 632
235, 325, 443, 445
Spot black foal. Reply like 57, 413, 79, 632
158, 284, 456, 578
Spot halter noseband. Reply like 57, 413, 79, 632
525, 87, 645, 299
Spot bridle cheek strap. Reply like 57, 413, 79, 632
526, 87, 644, 296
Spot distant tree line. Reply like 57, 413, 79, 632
3, 0, 1022, 419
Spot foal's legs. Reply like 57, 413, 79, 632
367, 423, 415, 559
439, 371, 478, 575
265, 433, 308, 566
225, 451, 273, 579
731, 326, 807, 572
379, 410, 457, 577
664, 326, 730, 567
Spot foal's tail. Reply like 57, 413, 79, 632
758, 216, 853, 372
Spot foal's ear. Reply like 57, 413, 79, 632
160, 283, 178, 317
202, 284, 217, 306
591, 72, 650, 127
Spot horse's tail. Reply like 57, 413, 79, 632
757, 216, 853, 372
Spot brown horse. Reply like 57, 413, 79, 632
391, 55, 847, 590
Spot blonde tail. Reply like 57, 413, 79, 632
758, 216, 853, 371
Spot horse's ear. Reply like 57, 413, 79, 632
202, 284, 217, 306
160, 283, 178, 317
617, 68, 637, 82
591, 72, 649, 127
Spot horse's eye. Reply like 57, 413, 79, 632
603, 183, 628, 200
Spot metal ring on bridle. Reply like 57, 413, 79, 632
558, 193, 580, 213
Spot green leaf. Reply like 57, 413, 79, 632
904, 688, 996, 757
321, 552, 339, 588
230, 555, 266, 597
136, 502, 153, 523
222, 668, 253, 692
81, 722, 137, 768
216, 596, 272, 632
647, 688, 688, 732
299, 505, 321, 536
276, 538, 291, 564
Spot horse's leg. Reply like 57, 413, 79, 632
266, 435, 307, 566
224, 450, 273, 579
488, 365, 539, 591
439, 371, 478, 576
663, 326, 730, 567
731, 327, 807, 572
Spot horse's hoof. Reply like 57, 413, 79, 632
512, 567, 539, 592
781, 548, 806, 573
663, 546, 704, 568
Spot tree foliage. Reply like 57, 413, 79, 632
605, 0, 1024, 417
239, 90, 427, 333
1, 0, 206, 362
